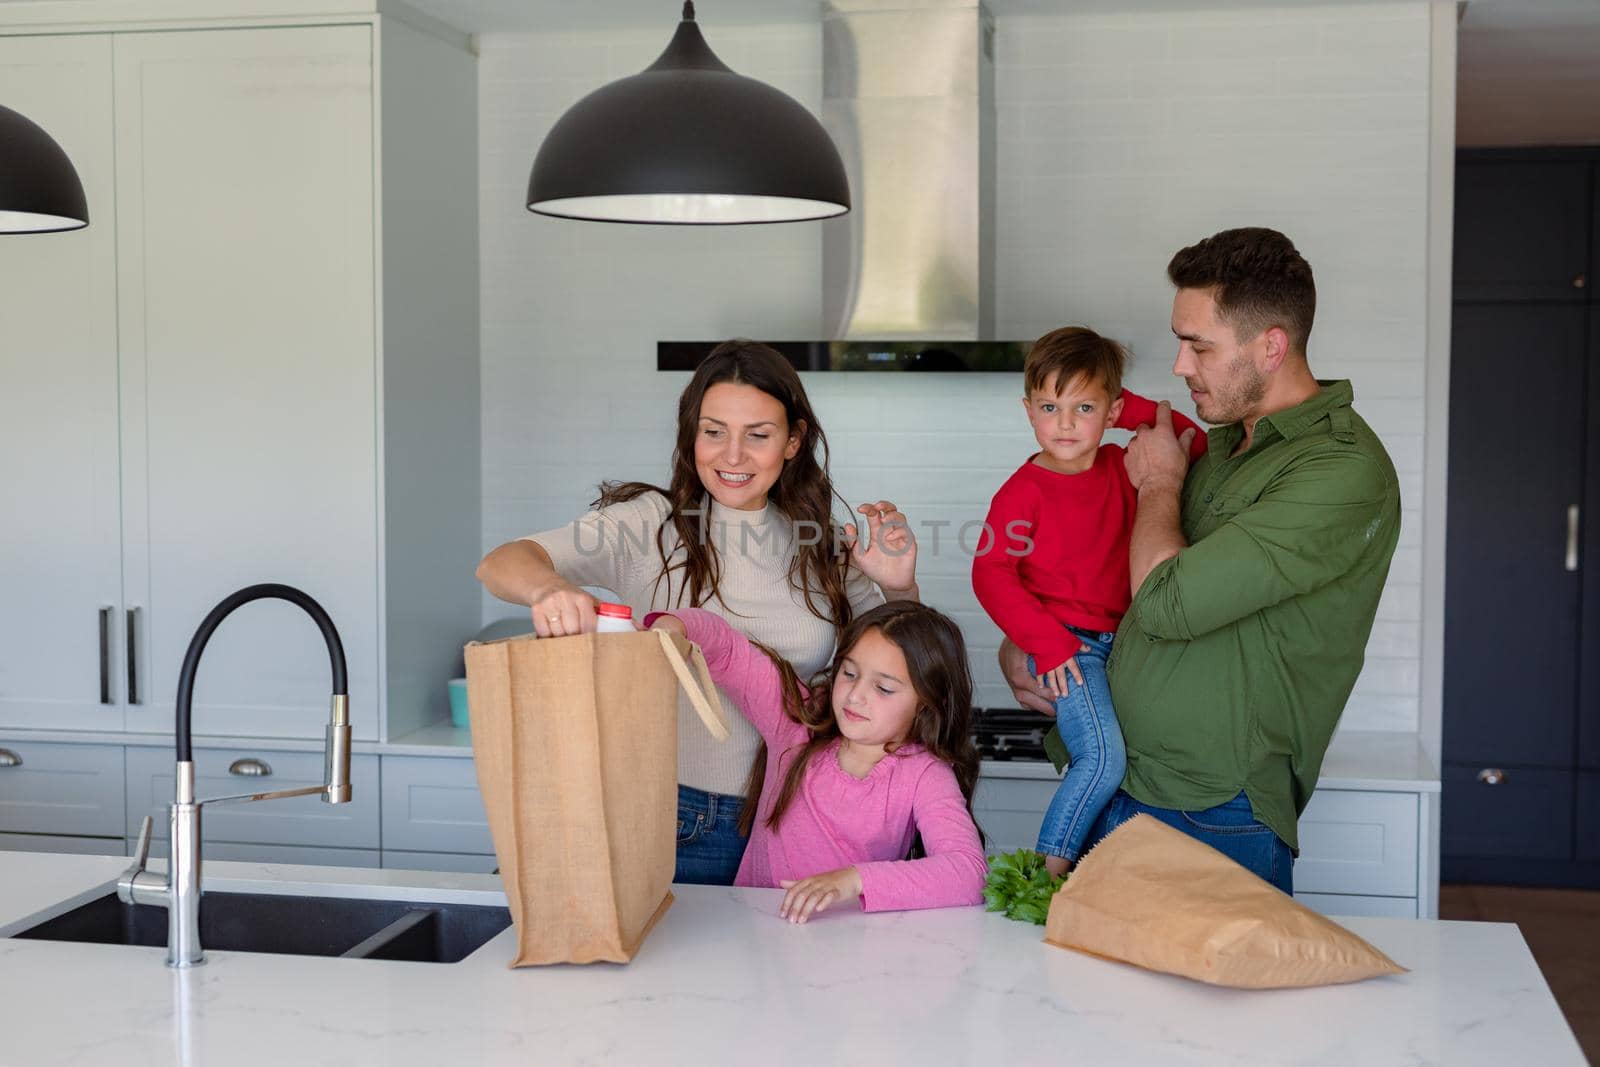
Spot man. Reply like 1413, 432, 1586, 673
999, 227, 1400, 893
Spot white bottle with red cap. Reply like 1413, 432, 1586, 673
594, 601, 635, 633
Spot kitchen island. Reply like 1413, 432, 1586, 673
0, 850, 1581, 1066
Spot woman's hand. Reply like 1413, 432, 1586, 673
646, 613, 685, 638
845, 500, 918, 598
999, 639, 1056, 716
529, 577, 597, 638
778, 866, 863, 924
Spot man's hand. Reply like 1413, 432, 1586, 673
778, 866, 863, 924
999, 639, 1056, 716
1125, 400, 1195, 493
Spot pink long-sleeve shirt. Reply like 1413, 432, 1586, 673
650, 608, 987, 913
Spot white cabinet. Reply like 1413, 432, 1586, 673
0, 13, 479, 745
113, 27, 381, 741
0, 35, 123, 732
125, 744, 380, 851
972, 762, 1436, 918
0, 738, 125, 855
378, 754, 495, 870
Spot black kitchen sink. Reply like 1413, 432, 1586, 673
12, 890, 512, 964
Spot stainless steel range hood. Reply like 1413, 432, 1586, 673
659, 1, 1016, 372
821, 0, 996, 341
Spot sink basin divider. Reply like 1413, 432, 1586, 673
340, 908, 437, 960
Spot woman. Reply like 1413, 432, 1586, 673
476, 339, 920, 885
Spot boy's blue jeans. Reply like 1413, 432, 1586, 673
1030, 627, 1124, 863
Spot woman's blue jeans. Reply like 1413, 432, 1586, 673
1030, 627, 1125, 863
673, 784, 748, 885
1087, 789, 1295, 894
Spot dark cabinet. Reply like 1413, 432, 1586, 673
1453, 156, 1591, 301
1580, 774, 1600, 862
1444, 148, 1600, 888
1443, 765, 1575, 861
1443, 303, 1586, 769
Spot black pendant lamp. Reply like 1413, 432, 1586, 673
0, 104, 89, 234
526, 2, 850, 225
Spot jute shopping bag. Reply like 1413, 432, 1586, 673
465, 628, 728, 966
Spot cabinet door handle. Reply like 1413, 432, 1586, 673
228, 758, 272, 777
99, 606, 113, 705
126, 607, 142, 706
1476, 767, 1507, 785
0, 749, 20, 768
1567, 505, 1581, 572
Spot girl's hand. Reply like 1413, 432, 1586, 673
646, 613, 686, 638
845, 500, 917, 596
529, 578, 597, 638
778, 866, 863, 924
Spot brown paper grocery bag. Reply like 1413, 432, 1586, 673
1044, 814, 1406, 988
465, 629, 728, 966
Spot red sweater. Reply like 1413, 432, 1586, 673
971, 391, 1207, 673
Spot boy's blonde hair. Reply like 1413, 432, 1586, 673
1023, 326, 1126, 401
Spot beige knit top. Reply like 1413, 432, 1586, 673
526, 491, 884, 795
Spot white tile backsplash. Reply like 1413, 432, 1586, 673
479, 2, 1436, 734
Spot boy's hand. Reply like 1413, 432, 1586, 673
1037, 647, 1088, 695
647, 613, 686, 638
778, 866, 863, 924
999, 640, 1055, 716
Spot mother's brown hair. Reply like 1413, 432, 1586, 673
597, 339, 855, 627
751, 601, 983, 839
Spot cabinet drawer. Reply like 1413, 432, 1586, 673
126, 745, 379, 848
141, 836, 379, 869
0, 741, 124, 837
1296, 790, 1418, 897
380, 756, 492, 855
971, 776, 1055, 856
1295, 892, 1417, 919
381, 849, 498, 874
1442, 764, 1573, 861
0, 832, 127, 857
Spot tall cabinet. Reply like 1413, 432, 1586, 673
0, 6, 481, 859
1443, 147, 1600, 887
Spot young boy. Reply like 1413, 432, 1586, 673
971, 326, 1206, 875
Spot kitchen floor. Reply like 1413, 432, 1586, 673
1440, 884, 1600, 1062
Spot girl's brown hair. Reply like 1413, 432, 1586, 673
747, 601, 983, 839
596, 339, 855, 627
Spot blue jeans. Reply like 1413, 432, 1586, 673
1030, 628, 1124, 863
673, 785, 748, 885
1087, 789, 1295, 894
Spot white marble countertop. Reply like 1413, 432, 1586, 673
0, 850, 1578, 1066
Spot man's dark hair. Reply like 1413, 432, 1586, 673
1167, 227, 1316, 353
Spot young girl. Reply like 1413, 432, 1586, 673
646, 601, 986, 923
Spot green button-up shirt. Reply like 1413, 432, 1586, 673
1106, 380, 1400, 852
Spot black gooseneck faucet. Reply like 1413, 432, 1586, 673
119, 583, 353, 967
